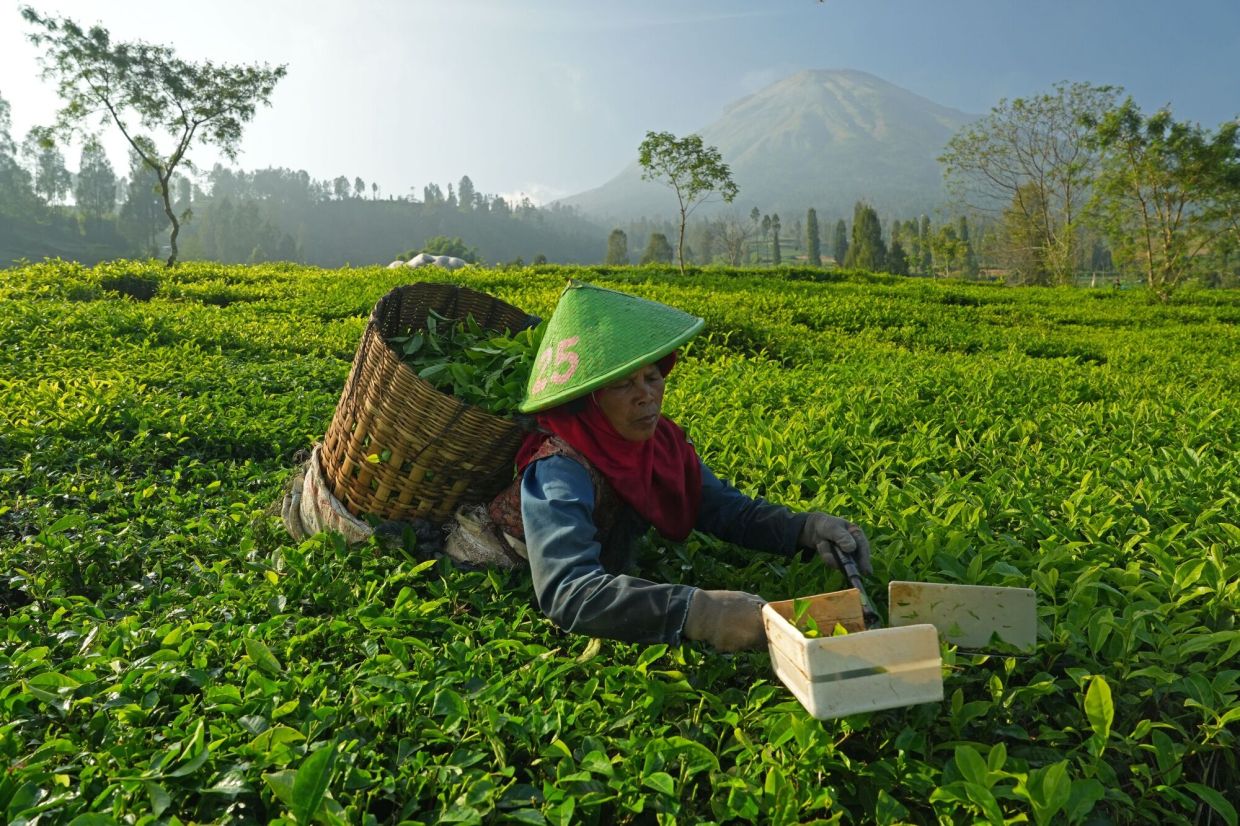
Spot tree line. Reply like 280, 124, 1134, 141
8, 5, 1239, 294
940, 81, 1240, 298
0, 87, 606, 267
177, 167, 602, 266
601, 204, 982, 280
614, 83, 1239, 298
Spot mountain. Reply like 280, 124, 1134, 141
559, 69, 977, 223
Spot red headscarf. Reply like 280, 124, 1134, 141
515, 354, 702, 540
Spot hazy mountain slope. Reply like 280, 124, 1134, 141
561, 69, 976, 222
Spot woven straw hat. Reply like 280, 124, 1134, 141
519, 280, 705, 413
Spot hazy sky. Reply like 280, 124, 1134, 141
3, 0, 1238, 204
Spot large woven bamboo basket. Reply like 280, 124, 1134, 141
319, 282, 536, 523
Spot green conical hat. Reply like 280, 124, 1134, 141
519, 280, 705, 413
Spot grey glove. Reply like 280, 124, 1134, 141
799, 513, 872, 576
280, 469, 307, 542
683, 589, 768, 652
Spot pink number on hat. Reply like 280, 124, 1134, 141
550, 336, 579, 385
530, 346, 554, 394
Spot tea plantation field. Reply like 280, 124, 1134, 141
2, 260, 1238, 825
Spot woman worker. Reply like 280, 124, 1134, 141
484, 281, 872, 653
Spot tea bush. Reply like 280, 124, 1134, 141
1, 260, 1237, 824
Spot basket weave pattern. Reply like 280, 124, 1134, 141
320, 283, 532, 523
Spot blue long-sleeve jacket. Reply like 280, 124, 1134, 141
520, 454, 808, 645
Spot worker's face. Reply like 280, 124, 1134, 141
594, 363, 665, 442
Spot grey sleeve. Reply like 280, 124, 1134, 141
521, 455, 697, 645
694, 460, 807, 555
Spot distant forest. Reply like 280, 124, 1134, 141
2, 84, 616, 267
0, 127, 911, 272
0, 139, 1088, 280
0, 115, 976, 274
0, 89, 989, 272
1, 155, 609, 268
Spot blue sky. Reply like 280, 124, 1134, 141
3, 0, 1237, 203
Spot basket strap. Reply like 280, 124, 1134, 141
481, 299, 498, 330
444, 285, 462, 320
489, 523, 527, 565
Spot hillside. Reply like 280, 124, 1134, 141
561, 69, 977, 222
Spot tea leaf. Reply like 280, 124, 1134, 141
1084, 676, 1113, 748
244, 638, 283, 676
953, 745, 989, 787
1184, 783, 1238, 826
145, 782, 171, 819
292, 742, 337, 824
643, 771, 676, 796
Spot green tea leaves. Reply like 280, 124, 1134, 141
244, 637, 284, 676
2, 260, 1238, 824
163, 720, 210, 778
388, 311, 544, 416
292, 743, 338, 824
1185, 783, 1238, 826
1084, 675, 1113, 755
145, 781, 172, 818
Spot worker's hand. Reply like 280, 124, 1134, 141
800, 513, 872, 576
683, 589, 768, 652
280, 469, 307, 542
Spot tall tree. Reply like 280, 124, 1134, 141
932, 225, 965, 277
74, 136, 117, 219
0, 92, 40, 217
605, 228, 629, 264
900, 219, 920, 273
832, 218, 848, 265
173, 174, 192, 219
887, 239, 909, 275
457, 175, 475, 212
918, 215, 933, 274
1084, 99, 1240, 300
697, 222, 716, 264
770, 213, 782, 265
0, 93, 15, 163
940, 81, 1119, 284
353, 176, 365, 199
844, 202, 886, 271
806, 207, 821, 266
957, 215, 980, 278
22, 128, 71, 204
119, 148, 167, 255
332, 176, 349, 200
639, 232, 674, 265
1001, 182, 1051, 283
638, 130, 738, 274
718, 213, 756, 266
23, 7, 286, 265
